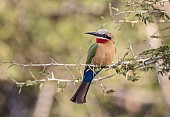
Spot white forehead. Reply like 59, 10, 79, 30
96, 29, 110, 34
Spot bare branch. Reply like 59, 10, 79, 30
113, 19, 170, 24
114, 10, 170, 16
3, 45, 170, 87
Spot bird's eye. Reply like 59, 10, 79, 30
103, 34, 107, 38
102, 34, 111, 39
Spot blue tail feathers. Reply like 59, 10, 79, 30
83, 69, 102, 82
70, 68, 102, 103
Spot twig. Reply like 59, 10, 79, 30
1, 55, 169, 68
114, 10, 170, 16
113, 19, 170, 24
108, 2, 114, 18
7, 72, 119, 88
3, 50, 170, 87
100, 82, 106, 95
128, 39, 135, 57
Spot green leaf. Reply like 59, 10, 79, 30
25, 80, 34, 86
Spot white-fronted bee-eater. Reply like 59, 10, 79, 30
70, 29, 115, 104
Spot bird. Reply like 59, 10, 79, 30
70, 29, 115, 104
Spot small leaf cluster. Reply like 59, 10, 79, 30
115, 45, 170, 82
126, 0, 170, 25
135, 13, 154, 25
140, 45, 170, 75
115, 51, 140, 82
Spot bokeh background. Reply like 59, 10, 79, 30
0, 0, 169, 117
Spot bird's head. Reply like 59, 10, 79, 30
85, 29, 112, 43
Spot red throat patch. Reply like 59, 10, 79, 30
96, 38, 109, 43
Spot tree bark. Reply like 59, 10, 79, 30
145, 23, 170, 117
32, 81, 57, 117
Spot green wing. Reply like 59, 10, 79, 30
85, 43, 98, 71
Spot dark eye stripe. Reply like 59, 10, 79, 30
102, 34, 111, 39
96, 33, 111, 39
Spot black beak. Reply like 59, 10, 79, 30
85, 32, 98, 36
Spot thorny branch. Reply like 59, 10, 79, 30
4, 45, 170, 89
114, 10, 170, 16
2, 55, 168, 71
109, 0, 170, 24
113, 19, 170, 25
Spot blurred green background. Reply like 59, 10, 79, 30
0, 0, 169, 117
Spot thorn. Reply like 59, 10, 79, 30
50, 57, 58, 64
111, 7, 119, 12
6, 64, 14, 69
18, 87, 22, 94
30, 71, 37, 80
51, 72, 55, 80
128, 39, 135, 57
100, 82, 106, 95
